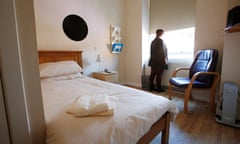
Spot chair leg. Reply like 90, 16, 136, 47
210, 88, 216, 112
168, 84, 172, 100
210, 74, 220, 113
184, 88, 192, 113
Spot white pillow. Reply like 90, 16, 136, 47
46, 73, 83, 81
39, 61, 83, 78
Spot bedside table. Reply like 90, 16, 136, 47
92, 71, 119, 83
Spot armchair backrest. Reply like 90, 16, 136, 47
189, 48, 218, 85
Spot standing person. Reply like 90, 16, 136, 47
148, 29, 168, 92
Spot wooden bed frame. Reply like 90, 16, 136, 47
38, 50, 170, 144
38, 50, 83, 66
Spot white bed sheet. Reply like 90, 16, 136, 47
41, 76, 178, 144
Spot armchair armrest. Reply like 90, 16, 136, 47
184, 71, 220, 113
171, 67, 190, 77
188, 71, 220, 88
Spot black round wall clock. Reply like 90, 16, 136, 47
63, 14, 88, 41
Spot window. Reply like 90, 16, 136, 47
149, 27, 195, 60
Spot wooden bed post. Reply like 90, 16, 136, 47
137, 112, 170, 144
161, 112, 170, 144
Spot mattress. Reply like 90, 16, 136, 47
41, 76, 178, 144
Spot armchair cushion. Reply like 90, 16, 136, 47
169, 77, 212, 88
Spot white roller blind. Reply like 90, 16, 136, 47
150, 0, 196, 33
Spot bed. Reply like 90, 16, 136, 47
38, 50, 178, 144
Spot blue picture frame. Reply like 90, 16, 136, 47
112, 43, 123, 53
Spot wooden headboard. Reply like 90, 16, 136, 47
38, 50, 83, 67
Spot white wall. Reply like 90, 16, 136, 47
195, 0, 228, 72
142, 0, 150, 65
228, 0, 240, 9
34, 0, 124, 77
122, 0, 143, 86
220, 0, 240, 89
221, 32, 240, 88
0, 0, 45, 143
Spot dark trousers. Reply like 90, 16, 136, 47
149, 67, 164, 90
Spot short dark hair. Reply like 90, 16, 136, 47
156, 29, 164, 34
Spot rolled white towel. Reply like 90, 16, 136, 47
72, 96, 91, 117
66, 94, 118, 117
90, 96, 119, 116
87, 94, 109, 115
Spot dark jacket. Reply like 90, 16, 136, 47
148, 38, 167, 69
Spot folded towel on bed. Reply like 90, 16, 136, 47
72, 96, 91, 116
66, 95, 119, 117
86, 96, 119, 116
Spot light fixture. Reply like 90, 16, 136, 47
96, 54, 102, 72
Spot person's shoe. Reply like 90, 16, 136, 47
149, 87, 155, 92
149, 88, 155, 92
149, 88, 165, 92
155, 88, 165, 92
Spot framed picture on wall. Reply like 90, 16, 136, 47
112, 43, 123, 53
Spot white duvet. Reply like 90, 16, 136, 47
41, 76, 178, 144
